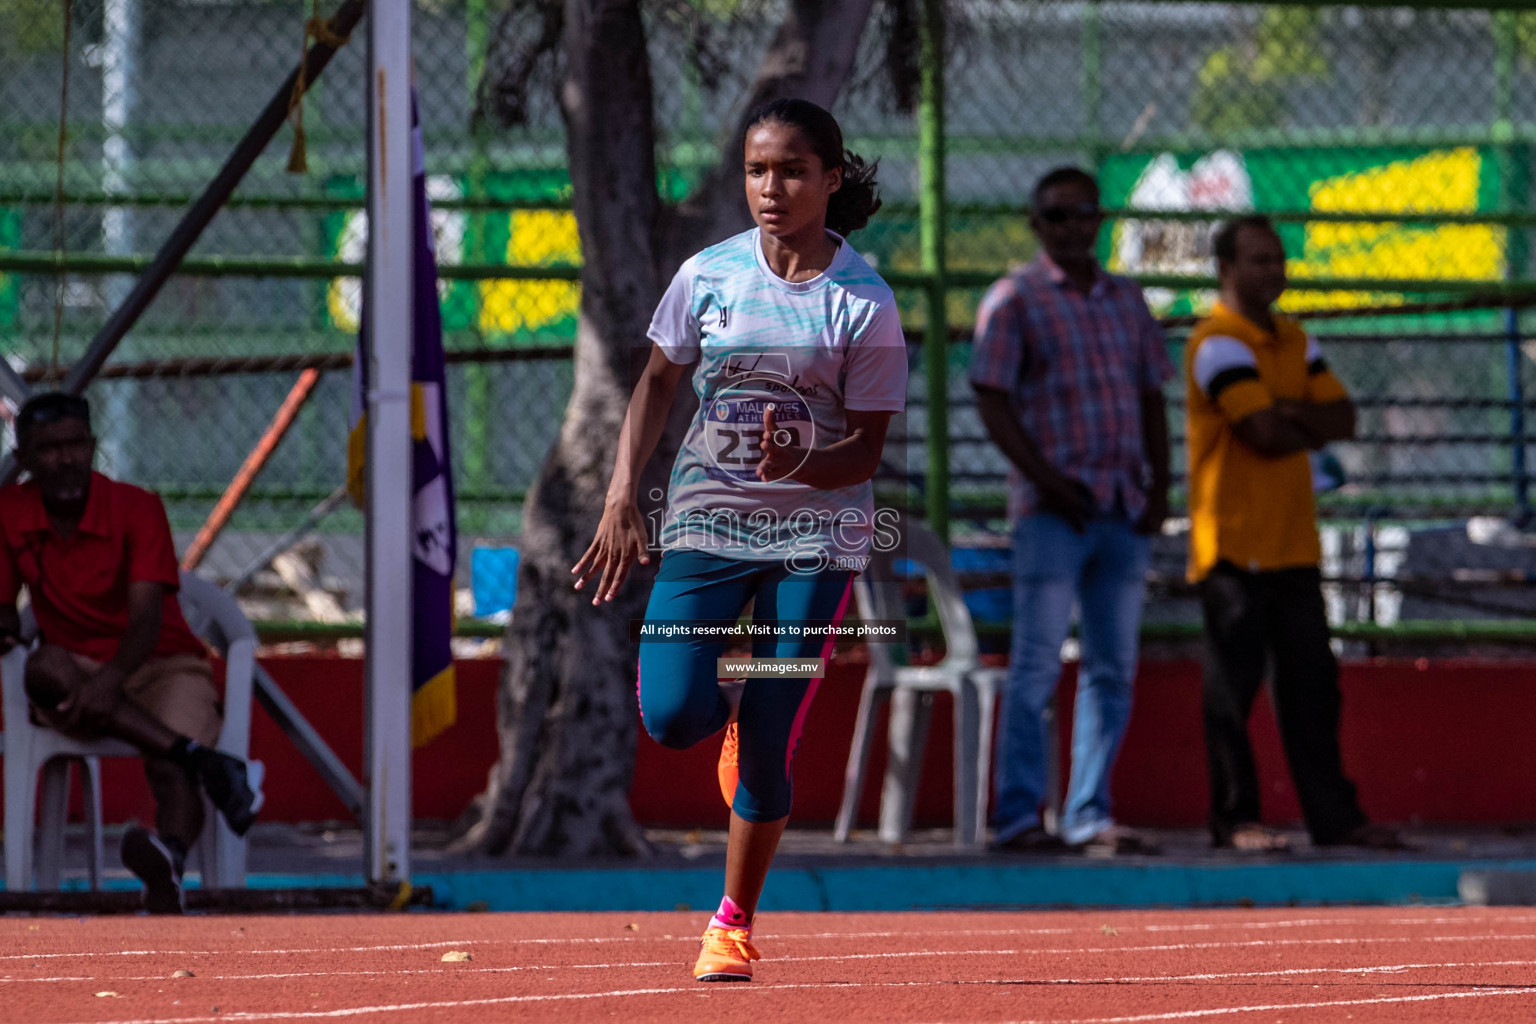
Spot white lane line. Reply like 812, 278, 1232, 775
32, 949, 1536, 991
0, 928, 1054, 962
770, 927, 1080, 938
1058, 957, 1536, 984
1140, 913, 1536, 933
57, 986, 701, 1023
3, 950, 1025, 987
13, 915, 1536, 963
930, 986, 1536, 1023
765, 916, 1536, 940
1140, 919, 1354, 933
1031, 932, 1536, 956
772, 917, 1536, 939
0, 940, 493, 962
12, 921, 1536, 964
6, 921, 1523, 970
19, 931, 1536, 984
3, 964, 677, 984
60, 980, 1536, 1024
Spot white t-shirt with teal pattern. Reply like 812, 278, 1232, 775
647, 228, 908, 570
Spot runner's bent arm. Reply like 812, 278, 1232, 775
605, 344, 693, 507
758, 407, 892, 489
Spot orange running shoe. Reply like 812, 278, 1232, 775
717, 722, 739, 808
693, 926, 760, 982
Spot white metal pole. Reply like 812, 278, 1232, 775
101, 0, 138, 265
364, 0, 414, 886
99, 0, 139, 478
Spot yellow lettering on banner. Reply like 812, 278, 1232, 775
1285, 148, 1501, 313
479, 209, 582, 333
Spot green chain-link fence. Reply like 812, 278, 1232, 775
3, 1, 1535, 638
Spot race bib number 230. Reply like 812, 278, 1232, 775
705, 397, 813, 481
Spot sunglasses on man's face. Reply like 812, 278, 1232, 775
1036, 204, 1102, 225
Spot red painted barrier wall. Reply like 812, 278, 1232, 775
15, 654, 1536, 829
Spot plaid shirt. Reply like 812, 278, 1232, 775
968, 255, 1174, 520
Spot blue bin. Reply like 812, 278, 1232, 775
895, 545, 1011, 579
951, 545, 1011, 574
471, 546, 520, 617
962, 587, 1012, 625
891, 545, 1014, 626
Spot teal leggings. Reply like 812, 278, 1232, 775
638, 549, 854, 822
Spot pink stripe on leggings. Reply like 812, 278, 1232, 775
783, 575, 855, 778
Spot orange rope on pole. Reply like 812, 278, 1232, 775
181, 367, 323, 572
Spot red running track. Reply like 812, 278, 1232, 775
6, 907, 1536, 1023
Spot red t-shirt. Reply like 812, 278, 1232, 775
0, 473, 207, 663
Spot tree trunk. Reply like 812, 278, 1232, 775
455, 0, 876, 857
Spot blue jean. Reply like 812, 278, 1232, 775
993, 511, 1150, 845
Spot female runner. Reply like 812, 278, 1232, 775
572, 98, 907, 982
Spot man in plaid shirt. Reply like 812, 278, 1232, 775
969, 167, 1173, 856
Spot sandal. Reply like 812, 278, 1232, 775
1316, 822, 1411, 851
1078, 824, 1162, 857
1218, 824, 1290, 853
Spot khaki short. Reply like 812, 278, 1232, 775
34, 652, 223, 747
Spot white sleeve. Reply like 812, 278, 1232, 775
1192, 335, 1258, 395
843, 300, 909, 412
646, 260, 700, 365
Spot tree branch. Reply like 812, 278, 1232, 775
473, 0, 565, 131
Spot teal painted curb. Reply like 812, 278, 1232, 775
409, 860, 1519, 912
49, 857, 1521, 912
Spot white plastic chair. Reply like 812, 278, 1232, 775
833, 510, 1059, 849
3, 572, 257, 892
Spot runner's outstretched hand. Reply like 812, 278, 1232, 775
572, 500, 651, 605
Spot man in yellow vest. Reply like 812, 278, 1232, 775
1185, 216, 1402, 853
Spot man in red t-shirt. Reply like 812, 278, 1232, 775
0, 393, 265, 912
